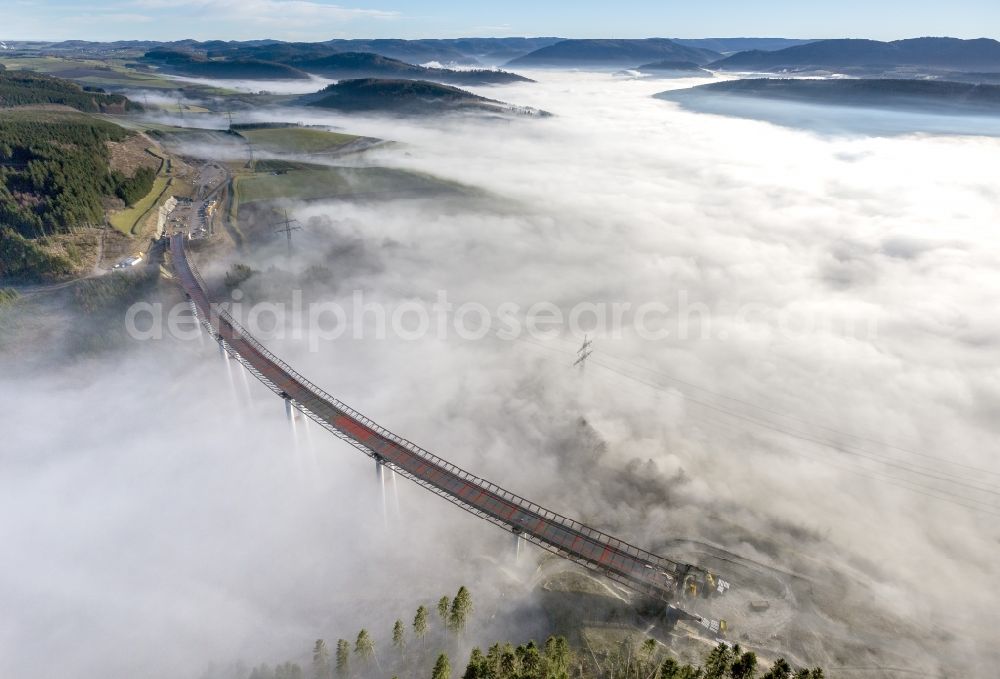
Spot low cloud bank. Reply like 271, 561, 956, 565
3, 70, 999, 677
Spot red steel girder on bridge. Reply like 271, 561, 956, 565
168, 234, 730, 615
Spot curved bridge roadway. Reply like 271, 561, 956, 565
170, 234, 726, 612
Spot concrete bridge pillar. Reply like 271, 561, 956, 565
513, 530, 524, 561
375, 458, 390, 528
189, 300, 203, 343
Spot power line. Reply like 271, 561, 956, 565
587, 356, 1000, 499
245, 139, 256, 173
588, 347, 1000, 479
477, 319, 1000, 511
678, 407, 1000, 518
518, 330, 1000, 482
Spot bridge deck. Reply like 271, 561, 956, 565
170, 235, 714, 604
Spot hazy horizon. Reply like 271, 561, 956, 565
2, 0, 1000, 43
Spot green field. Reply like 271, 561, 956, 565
0, 55, 252, 95
72, 71, 183, 90
109, 175, 171, 235
0, 56, 78, 73
237, 127, 358, 154
158, 102, 212, 114
0, 56, 186, 89
234, 166, 459, 209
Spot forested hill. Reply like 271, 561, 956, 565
711, 37, 1000, 72
0, 111, 154, 280
657, 78, 1000, 115
0, 70, 136, 112
303, 78, 548, 116
142, 48, 311, 80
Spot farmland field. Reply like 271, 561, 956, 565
236, 126, 358, 154
233, 165, 466, 210
0, 56, 184, 89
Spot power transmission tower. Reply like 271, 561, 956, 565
272, 210, 301, 258
226, 109, 234, 129
176, 94, 185, 121
573, 334, 593, 369
246, 140, 256, 173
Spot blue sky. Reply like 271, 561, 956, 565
1, 0, 998, 42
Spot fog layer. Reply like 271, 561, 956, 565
3, 70, 999, 677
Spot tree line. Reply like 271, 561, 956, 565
303, 585, 475, 679
216, 585, 825, 679
448, 636, 822, 679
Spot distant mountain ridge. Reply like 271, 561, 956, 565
670, 38, 814, 54
4, 38, 564, 66
141, 46, 531, 85
206, 38, 563, 67
1, 37, 817, 70
507, 39, 720, 68
284, 52, 532, 86
712, 37, 1000, 73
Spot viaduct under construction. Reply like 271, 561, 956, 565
169, 234, 730, 632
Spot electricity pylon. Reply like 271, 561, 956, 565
573, 334, 593, 369
272, 210, 301, 258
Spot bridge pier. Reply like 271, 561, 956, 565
390, 466, 400, 516
283, 394, 293, 420
376, 458, 389, 528
189, 300, 204, 346
512, 529, 524, 561
238, 362, 254, 403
